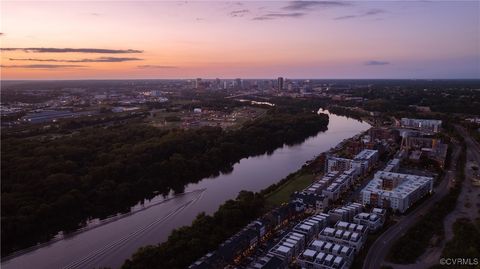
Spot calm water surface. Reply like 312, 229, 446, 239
2, 110, 370, 269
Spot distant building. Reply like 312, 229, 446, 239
94, 94, 107, 100
383, 158, 400, 172
326, 149, 378, 175
235, 78, 243, 89
466, 117, 480, 124
425, 142, 448, 168
401, 136, 448, 167
400, 118, 442, 133
402, 136, 437, 150
277, 77, 284, 91
195, 78, 202, 89
150, 90, 163, 97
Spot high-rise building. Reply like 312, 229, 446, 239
235, 78, 242, 89
277, 77, 284, 91
195, 78, 202, 89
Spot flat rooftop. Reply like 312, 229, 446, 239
361, 171, 433, 199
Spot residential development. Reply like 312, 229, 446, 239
360, 171, 433, 213
400, 118, 442, 133
189, 116, 449, 269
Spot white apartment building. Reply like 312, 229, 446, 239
360, 171, 433, 213
400, 118, 442, 133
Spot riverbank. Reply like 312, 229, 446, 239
2, 110, 370, 269
265, 171, 316, 206
2, 110, 329, 257
122, 113, 372, 269
1, 188, 207, 262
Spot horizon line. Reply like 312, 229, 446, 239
2, 78, 480, 82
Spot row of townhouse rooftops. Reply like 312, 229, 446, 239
291, 149, 380, 211
191, 120, 443, 268
250, 204, 386, 269
190, 201, 386, 269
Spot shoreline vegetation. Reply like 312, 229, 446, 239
121, 137, 331, 269
121, 109, 370, 269
1, 107, 328, 257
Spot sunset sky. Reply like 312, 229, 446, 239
1, 1, 479, 79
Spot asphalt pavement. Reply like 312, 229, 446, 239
362, 143, 461, 269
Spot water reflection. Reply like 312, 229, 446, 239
1, 110, 370, 269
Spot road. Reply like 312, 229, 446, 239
454, 125, 480, 222
457, 125, 480, 161
363, 143, 461, 269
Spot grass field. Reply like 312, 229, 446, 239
265, 172, 316, 206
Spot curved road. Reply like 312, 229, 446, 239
363, 143, 461, 269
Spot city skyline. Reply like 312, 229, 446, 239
1, 1, 479, 79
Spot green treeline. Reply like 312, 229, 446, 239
1, 110, 328, 256
327, 106, 366, 121
122, 191, 265, 269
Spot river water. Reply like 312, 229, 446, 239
1, 110, 370, 269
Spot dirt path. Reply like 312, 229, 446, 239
388, 128, 480, 269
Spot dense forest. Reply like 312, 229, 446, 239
122, 191, 265, 269
1, 109, 329, 256
336, 87, 480, 115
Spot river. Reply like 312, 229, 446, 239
1, 110, 370, 269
